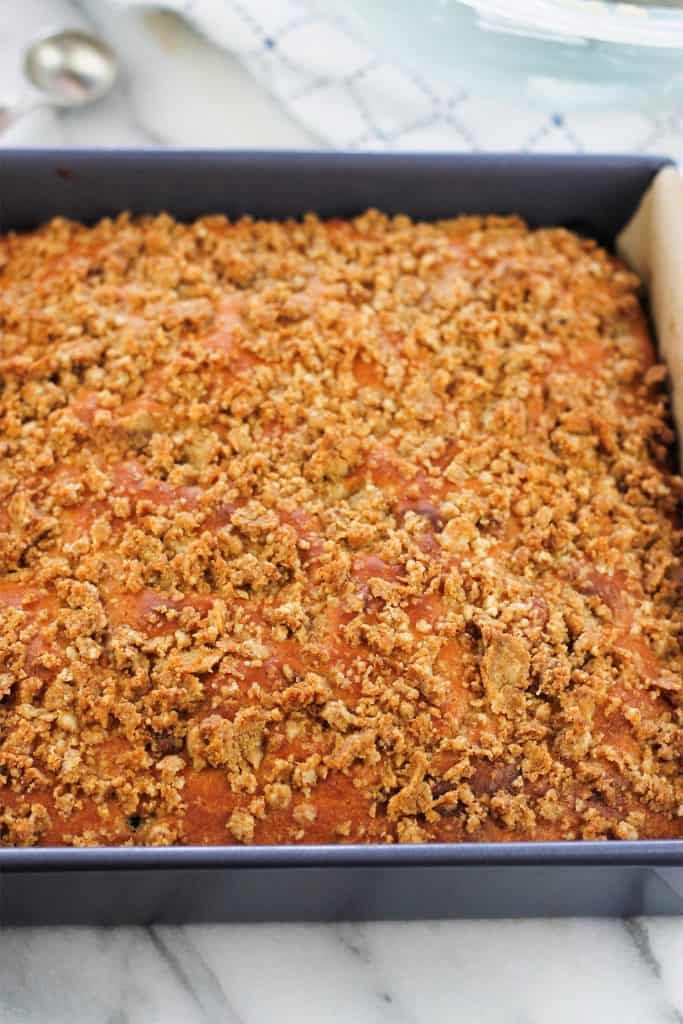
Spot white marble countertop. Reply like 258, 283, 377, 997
1, 2, 682, 1022
0, 916, 681, 1023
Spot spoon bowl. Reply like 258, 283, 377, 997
24, 29, 118, 108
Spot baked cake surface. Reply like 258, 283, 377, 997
0, 210, 680, 846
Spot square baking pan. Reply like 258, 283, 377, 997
0, 149, 681, 924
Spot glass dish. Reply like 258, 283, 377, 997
338, 0, 683, 110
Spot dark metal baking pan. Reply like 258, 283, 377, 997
0, 150, 680, 924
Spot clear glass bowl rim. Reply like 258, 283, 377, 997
460, 0, 683, 47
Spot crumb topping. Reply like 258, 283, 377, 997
0, 209, 680, 847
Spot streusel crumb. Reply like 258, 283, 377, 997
0, 209, 680, 846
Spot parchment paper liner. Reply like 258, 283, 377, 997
617, 166, 683, 467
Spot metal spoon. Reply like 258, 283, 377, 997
0, 29, 118, 133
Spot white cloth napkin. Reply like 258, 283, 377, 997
2, 0, 683, 157
113, 0, 683, 157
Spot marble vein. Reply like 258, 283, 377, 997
147, 926, 243, 1024
624, 918, 664, 980
334, 922, 415, 1023
623, 920, 683, 1024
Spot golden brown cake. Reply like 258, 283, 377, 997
0, 210, 680, 847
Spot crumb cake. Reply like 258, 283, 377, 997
0, 209, 680, 848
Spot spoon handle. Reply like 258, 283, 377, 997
0, 96, 49, 135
